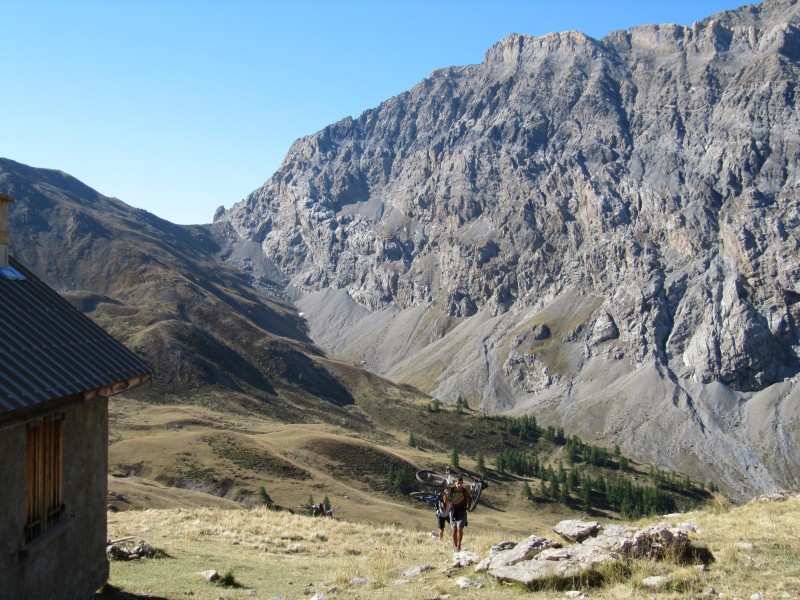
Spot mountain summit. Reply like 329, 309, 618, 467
215, 0, 800, 499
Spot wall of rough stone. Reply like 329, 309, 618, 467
0, 397, 109, 600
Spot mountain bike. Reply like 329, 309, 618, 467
413, 466, 487, 511
298, 503, 335, 517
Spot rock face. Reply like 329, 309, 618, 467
215, 0, 800, 499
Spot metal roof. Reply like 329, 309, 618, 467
0, 256, 152, 421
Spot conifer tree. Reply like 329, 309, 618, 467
476, 452, 485, 473
450, 447, 460, 469
581, 482, 591, 513
524, 481, 535, 501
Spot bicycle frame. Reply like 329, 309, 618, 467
414, 467, 487, 511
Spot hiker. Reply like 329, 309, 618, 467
443, 476, 471, 550
435, 492, 450, 539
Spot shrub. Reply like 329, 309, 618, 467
258, 486, 275, 509
215, 569, 240, 588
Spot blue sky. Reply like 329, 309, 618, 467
2, 0, 749, 225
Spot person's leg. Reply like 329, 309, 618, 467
452, 514, 465, 549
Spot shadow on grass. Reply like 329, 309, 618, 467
680, 544, 716, 566
95, 584, 169, 599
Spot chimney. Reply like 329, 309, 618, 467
0, 193, 14, 268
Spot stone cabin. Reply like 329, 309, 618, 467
0, 194, 152, 599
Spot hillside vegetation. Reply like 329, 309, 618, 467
110, 378, 709, 530
99, 494, 800, 599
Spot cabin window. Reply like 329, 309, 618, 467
25, 414, 64, 543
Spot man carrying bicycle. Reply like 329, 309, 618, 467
443, 476, 471, 550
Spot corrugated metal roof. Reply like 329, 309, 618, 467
0, 256, 152, 420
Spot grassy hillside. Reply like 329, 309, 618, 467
99, 494, 800, 600
109, 369, 709, 534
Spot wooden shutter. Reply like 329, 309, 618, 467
25, 414, 64, 542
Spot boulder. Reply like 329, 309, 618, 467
630, 522, 691, 559
201, 569, 219, 582
483, 520, 707, 588
452, 550, 480, 568
582, 524, 635, 554
475, 535, 561, 572
553, 519, 602, 542
488, 545, 616, 586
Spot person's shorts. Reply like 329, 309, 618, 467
450, 509, 467, 529
437, 514, 450, 529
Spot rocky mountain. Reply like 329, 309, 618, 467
214, 0, 800, 499
0, 157, 363, 419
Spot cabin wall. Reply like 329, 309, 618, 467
0, 397, 110, 600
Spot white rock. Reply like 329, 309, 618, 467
553, 519, 601, 542
475, 535, 561, 572
641, 575, 669, 590
452, 549, 480, 567
401, 564, 431, 578
456, 576, 476, 588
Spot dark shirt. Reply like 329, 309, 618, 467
446, 484, 471, 511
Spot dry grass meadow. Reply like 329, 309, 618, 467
99, 494, 800, 600
102, 393, 800, 599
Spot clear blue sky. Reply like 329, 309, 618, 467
1, 0, 750, 225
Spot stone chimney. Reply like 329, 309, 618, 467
0, 193, 14, 268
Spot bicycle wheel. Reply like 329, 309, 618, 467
468, 481, 485, 511
415, 470, 448, 487
409, 491, 440, 505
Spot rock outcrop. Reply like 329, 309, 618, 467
214, 0, 800, 499
477, 519, 698, 588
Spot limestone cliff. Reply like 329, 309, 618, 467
215, 0, 800, 499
